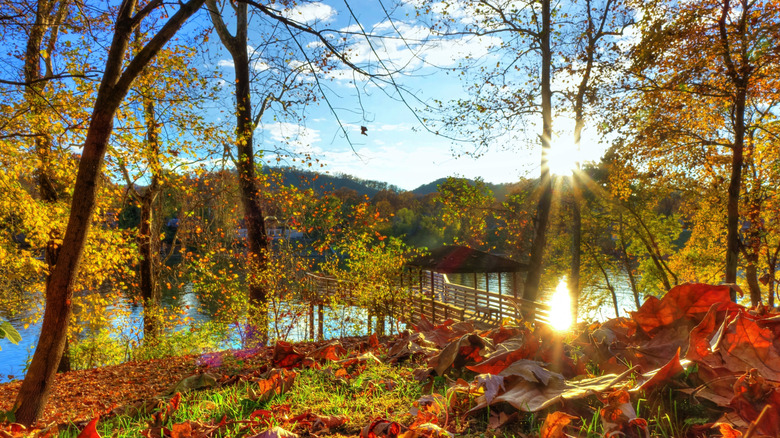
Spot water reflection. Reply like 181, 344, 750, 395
0, 283, 378, 383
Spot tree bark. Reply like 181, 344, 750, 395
524, 0, 553, 302
13, 0, 206, 425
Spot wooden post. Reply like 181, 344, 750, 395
419, 269, 424, 319
317, 303, 324, 341
473, 272, 478, 310
498, 273, 503, 317
485, 273, 490, 311
377, 315, 385, 336
432, 295, 436, 323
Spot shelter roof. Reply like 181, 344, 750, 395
407, 245, 527, 274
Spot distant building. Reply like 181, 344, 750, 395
264, 216, 303, 240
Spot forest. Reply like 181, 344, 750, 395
1, 0, 779, 435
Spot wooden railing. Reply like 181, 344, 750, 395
304, 271, 551, 328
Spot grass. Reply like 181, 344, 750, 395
52, 361, 718, 438
57, 360, 424, 437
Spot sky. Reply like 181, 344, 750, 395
207, 0, 613, 191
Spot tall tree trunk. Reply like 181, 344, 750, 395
25, 0, 72, 374
745, 259, 761, 306
207, 0, 268, 311
742, 192, 762, 306
13, 0, 206, 425
766, 244, 780, 308
139, 101, 162, 339
524, 0, 553, 302
25, 0, 68, 203
718, 0, 747, 302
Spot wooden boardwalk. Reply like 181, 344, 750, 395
303, 271, 551, 339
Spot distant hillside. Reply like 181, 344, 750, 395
265, 168, 520, 201
265, 167, 401, 198
410, 178, 449, 195
411, 177, 516, 201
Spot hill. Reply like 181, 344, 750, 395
265, 167, 401, 198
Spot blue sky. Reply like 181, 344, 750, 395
207, 0, 611, 191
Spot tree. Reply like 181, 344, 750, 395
12, 0, 207, 425
436, 177, 494, 249
206, 0, 270, 314
414, 0, 602, 301
559, 0, 632, 320
629, 0, 780, 301
115, 32, 217, 340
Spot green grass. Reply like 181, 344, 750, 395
51, 352, 721, 438
57, 361, 424, 437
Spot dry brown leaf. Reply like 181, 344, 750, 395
249, 426, 299, 438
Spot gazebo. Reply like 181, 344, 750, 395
406, 245, 528, 298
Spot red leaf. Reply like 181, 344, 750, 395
361, 419, 402, 438
309, 341, 347, 362
369, 333, 379, 349
167, 392, 182, 415
77, 416, 101, 438
717, 423, 743, 438
684, 303, 725, 362
631, 283, 739, 335
273, 341, 305, 368
466, 348, 527, 375
540, 412, 576, 438
729, 369, 780, 436
171, 422, 192, 438
638, 349, 684, 392
483, 326, 523, 345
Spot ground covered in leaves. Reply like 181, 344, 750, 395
2, 283, 780, 437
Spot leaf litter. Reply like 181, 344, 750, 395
2, 283, 780, 437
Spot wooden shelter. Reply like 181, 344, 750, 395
406, 245, 528, 298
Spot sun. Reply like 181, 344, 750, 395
547, 137, 580, 176
548, 280, 573, 331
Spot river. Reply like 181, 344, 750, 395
1, 270, 640, 384
0, 283, 373, 384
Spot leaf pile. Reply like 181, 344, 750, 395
385, 283, 780, 436
3, 283, 780, 437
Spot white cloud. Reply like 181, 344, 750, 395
217, 59, 234, 68
262, 122, 323, 155
280, 2, 336, 24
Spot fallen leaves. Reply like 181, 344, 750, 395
4, 283, 780, 437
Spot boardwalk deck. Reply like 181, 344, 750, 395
304, 271, 551, 337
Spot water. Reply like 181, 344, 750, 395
0, 284, 209, 383
1, 269, 641, 384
